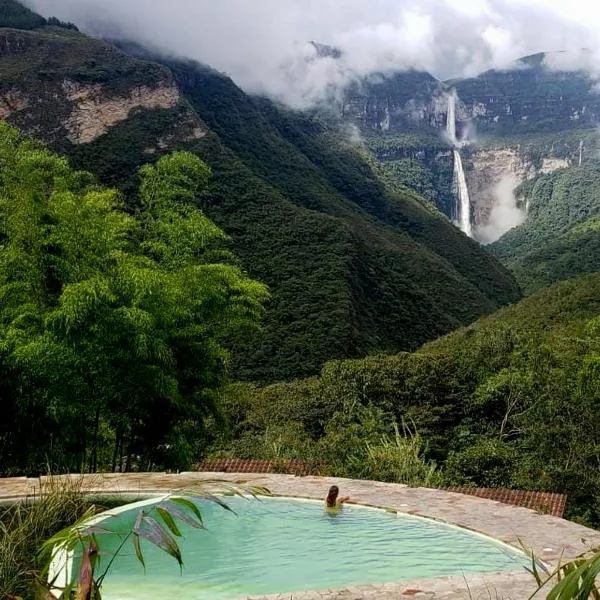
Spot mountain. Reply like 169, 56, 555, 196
490, 163, 600, 293
0, 2, 521, 382
212, 273, 600, 524
334, 53, 600, 243
452, 52, 600, 135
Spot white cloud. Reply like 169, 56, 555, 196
23, 0, 600, 107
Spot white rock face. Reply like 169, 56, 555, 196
540, 157, 570, 174
467, 147, 570, 242
62, 80, 184, 144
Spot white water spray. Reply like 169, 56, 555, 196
446, 92, 457, 145
447, 92, 472, 237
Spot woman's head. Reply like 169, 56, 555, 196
326, 485, 339, 507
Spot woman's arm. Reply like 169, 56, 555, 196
337, 496, 350, 506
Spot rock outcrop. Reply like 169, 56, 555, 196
62, 80, 182, 144
0, 89, 28, 119
465, 147, 570, 241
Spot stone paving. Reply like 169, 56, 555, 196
2, 472, 599, 599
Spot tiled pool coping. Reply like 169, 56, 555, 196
2, 472, 599, 599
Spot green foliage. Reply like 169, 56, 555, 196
380, 159, 438, 204
362, 423, 441, 486
213, 274, 600, 526
0, 24, 522, 381
0, 477, 91, 600
60, 52, 520, 380
365, 133, 455, 218
528, 541, 600, 599
0, 124, 268, 475
211, 382, 441, 488
0, 0, 45, 30
445, 439, 518, 488
491, 162, 600, 293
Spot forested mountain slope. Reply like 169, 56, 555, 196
491, 163, 600, 293
0, 1, 521, 381
213, 274, 600, 525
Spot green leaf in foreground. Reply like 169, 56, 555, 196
135, 514, 183, 568
155, 507, 182, 538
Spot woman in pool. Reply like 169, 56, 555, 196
325, 485, 350, 511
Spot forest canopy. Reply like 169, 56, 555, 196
0, 123, 268, 475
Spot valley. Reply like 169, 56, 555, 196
2, 0, 600, 597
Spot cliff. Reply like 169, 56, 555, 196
0, 27, 206, 149
336, 60, 600, 243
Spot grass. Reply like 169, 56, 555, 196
0, 476, 94, 600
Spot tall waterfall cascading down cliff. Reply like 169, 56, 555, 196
447, 92, 472, 238
453, 150, 472, 237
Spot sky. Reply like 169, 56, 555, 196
25, 0, 600, 107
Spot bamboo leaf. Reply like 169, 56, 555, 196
158, 501, 205, 530
169, 497, 205, 526
138, 515, 183, 567
132, 533, 145, 570
156, 506, 182, 537
132, 510, 146, 569
202, 493, 237, 515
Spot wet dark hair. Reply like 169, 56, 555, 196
326, 485, 339, 508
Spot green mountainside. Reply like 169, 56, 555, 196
491, 163, 600, 293
0, 0, 75, 30
213, 274, 600, 524
0, 14, 521, 382
5, 0, 600, 531
0, 0, 46, 29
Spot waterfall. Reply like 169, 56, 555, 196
453, 149, 472, 238
447, 91, 472, 237
579, 140, 584, 167
446, 92, 457, 145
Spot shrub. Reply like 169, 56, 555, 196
445, 438, 518, 488
362, 423, 442, 487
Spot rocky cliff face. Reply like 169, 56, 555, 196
341, 70, 447, 133
339, 59, 600, 239
465, 147, 570, 242
453, 54, 600, 135
0, 27, 207, 149
62, 80, 182, 144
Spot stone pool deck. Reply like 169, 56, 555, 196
2, 472, 599, 599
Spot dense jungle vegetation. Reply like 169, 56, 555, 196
3, 0, 600, 536
0, 18, 522, 383
492, 162, 600, 293
207, 274, 600, 527
0, 123, 268, 475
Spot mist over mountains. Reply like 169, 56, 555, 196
24, 0, 600, 107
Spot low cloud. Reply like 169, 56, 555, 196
476, 175, 526, 244
24, 0, 600, 108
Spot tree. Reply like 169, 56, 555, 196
0, 124, 268, 474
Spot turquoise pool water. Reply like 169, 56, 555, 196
85, 496, 528, 599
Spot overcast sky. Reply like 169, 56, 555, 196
25, 0, 600, 107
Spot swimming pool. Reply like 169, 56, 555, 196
67, 496, 529, 599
